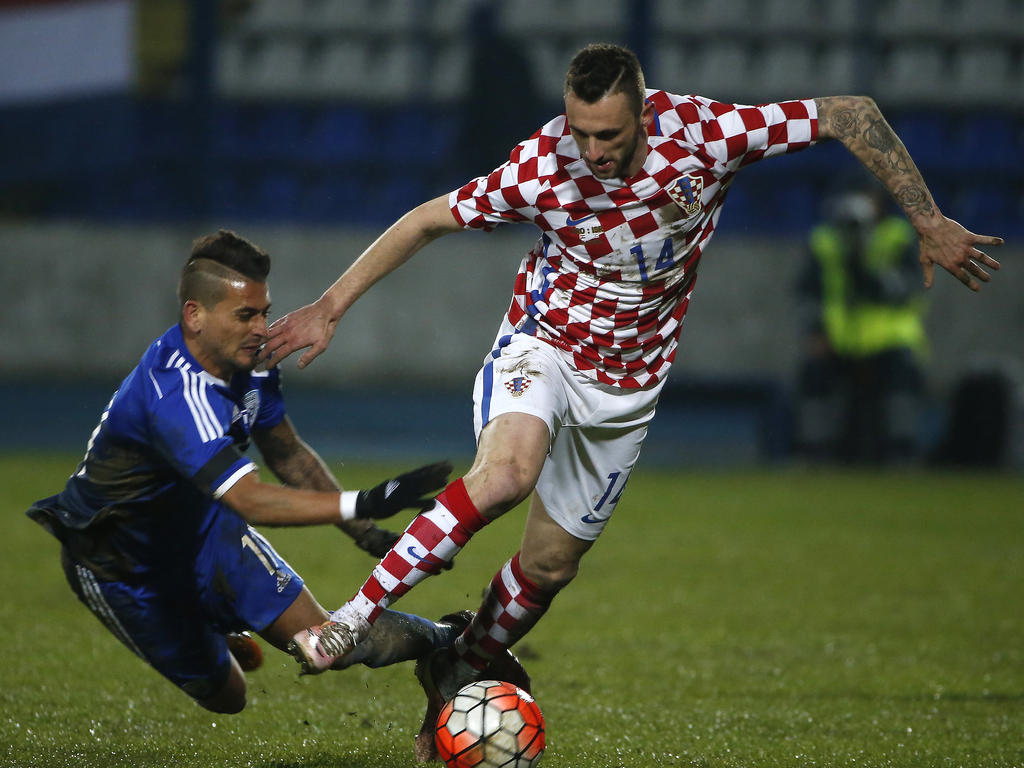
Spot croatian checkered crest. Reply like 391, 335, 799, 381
435, 680, 545, 768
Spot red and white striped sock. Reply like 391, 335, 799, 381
453, 552, 553, 671
342, 479, 487, 624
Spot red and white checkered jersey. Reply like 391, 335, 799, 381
450, 90, 818, 388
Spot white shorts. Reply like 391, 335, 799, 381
472, 319, 664, 541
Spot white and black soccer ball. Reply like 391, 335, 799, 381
434, 679, 546, 768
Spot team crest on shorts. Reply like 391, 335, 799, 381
504, 376, 532, 398
668, 172, 704, 217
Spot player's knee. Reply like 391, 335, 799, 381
193, 665, 247, 714
520, 554, 579, 594
196, 684, 247, 714
199, 694, 246, 715
465, 460, 537, 517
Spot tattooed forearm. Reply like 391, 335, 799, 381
815, 96, 936, 219
254, 420, 339, 491
824, 102, 858, 139
894, 184, 934, 217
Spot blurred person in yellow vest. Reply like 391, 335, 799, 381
795, 186, 929, 464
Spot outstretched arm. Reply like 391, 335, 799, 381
261, 194, 463, 369
249, 415, 367, 538
815, 96, 1003, 291
240, 418, 451, 555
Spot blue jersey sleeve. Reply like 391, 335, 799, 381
148, 367, 256, 498
252, 367, 286, 431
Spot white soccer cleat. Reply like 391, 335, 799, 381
287, 616, 369, 675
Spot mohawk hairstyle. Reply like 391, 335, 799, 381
188, 229, 270, 282
178, 229, 270, 308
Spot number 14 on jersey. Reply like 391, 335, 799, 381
630, 237, 675, 281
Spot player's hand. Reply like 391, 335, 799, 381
260, 298, 338, 370
916, 215, 1002, 292
354, 525, 401, 558
355, 460, 453, 519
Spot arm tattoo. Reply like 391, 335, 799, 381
824, 105, 858, 139
816, 96, 935, 218
863, 118, 897, 153
894, 184, 932, 214
254, 421, 338, 491
255, 427, 289, 466
863, 118, 914, 174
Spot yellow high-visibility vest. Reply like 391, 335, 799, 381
809, 218, 928, 359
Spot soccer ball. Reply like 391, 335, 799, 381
435, 680, 546, 768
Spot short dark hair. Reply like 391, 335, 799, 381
564, 43, 646, 115
178, 230, 270, 308
188, 229, 270, 282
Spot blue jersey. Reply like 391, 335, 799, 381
30, 324, 286, 577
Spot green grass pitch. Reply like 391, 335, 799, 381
2, 453, 1021, 767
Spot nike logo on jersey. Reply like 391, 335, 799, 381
407, 546, 426, 561
566, 212, 597, 226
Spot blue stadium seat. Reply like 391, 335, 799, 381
713, 182, 756, 235
370, 174, 429, 225
954, 114, 1024, 175
120, 174, 173, 220
724, 161, 826, 235
379, 107, 458, 169
212, 106, 248, 159
714, 176, 819, 235
954, 183, 1020, 237
136, 100, 189, 160
254, 106, 310, 160
299, 176, 347, 223
214, 105, 310, 162
303, 106, 371, 163
889, 114, 949, 173
209, 172, 250, 220
254, 171, 303, 219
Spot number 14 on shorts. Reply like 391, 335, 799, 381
581, 471, 629, 524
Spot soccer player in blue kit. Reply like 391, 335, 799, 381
27, 230, 462, 714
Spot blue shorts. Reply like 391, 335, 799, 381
61, 503, 304, 700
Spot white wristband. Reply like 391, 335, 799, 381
339, 491, 360, 521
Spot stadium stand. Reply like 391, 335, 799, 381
0, 0, 1020, 234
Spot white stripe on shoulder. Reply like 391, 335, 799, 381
212, 462, 257, 499
177, 366, 213, 442
177, 365, 218, 442
167, 351, 226, 443
147, 368, 164, 399
194, 372, 224, 438
189, 369, 222, 442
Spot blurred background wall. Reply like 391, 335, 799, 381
1, 0, 1022, 466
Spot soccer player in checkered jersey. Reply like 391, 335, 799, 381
263, 44, 1002, 758
26, 230, 465, 715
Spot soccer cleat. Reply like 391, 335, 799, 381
414, 648, 465, 762
226, 631, 263, 672
413, 612, 533, 763
287, 616, 369, 675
